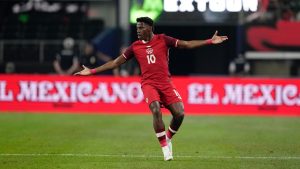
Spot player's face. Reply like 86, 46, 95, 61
136, 22, 151, 40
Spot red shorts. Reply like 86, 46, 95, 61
141, 82, 182, 107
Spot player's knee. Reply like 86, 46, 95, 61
172, 106, 184, 120
175, 111, 184, 120
172, 106, 184, 118
151, 107, 161, 116
150, 102, 162, 118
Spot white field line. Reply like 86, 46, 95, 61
0, 153, 300, 160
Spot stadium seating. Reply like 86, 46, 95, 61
0, 11, 105, 74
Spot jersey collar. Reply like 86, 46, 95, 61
141, 34, 155, 44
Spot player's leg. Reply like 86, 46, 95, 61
166, 102, 185, 140
161, 85, 184, 141
149, 101, 166, 146
149, 101, 172, 161
142, 84, 172, 161
161, 84, 184, 158
166, 102, 184, 157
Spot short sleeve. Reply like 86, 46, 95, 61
122, 45, 134, 60
163, 34, 179, 48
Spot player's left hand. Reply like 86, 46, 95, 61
211, 30, 228, 44
74, 65, 92, 76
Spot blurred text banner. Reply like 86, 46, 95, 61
0, 74, 299, 116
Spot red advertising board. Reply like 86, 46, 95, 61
0, 74, 299, 116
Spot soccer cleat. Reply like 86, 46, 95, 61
166, 137, 173, 157
162, 145, 173, 161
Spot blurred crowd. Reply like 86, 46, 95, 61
246, 0, 300, 23
52, 37, 140, 77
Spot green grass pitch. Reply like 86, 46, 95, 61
0, 112, 300, 169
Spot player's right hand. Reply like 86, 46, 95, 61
74, 65, 92, 76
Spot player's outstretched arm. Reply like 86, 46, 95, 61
74, 55, 126, 76
177, 30, 228, 49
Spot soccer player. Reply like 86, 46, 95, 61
74, 17, 228, 161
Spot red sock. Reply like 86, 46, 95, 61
166, 126, 177, 140
156, 131, 167, 147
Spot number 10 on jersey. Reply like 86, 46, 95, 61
147, 54, 156, 64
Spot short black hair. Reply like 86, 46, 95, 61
136, 17, 154, 26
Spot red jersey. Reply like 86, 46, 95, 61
123, 34, 178, 85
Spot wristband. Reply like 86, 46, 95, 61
205, 39, 213, 45
90, 69, 97, 74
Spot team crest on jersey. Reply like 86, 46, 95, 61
146, 48, 153, 54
